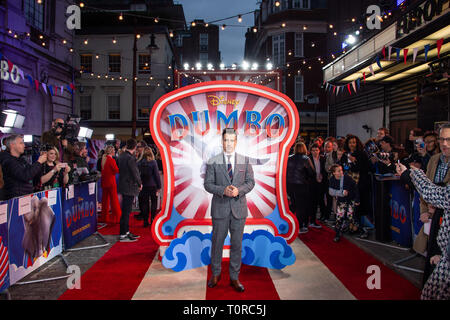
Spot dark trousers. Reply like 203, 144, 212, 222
422, 209, 443, 287
120, 195, 134, 235
310, 182, 326, 223
293, 184, 310, 228
138, 186, 158, 222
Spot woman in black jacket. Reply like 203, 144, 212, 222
287, 142, 315, 234
137, 147, 161, 227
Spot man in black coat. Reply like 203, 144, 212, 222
117, 138, 142, 242
0, 135, 47, 200
309, 143, 327, 227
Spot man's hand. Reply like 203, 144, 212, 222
230, 185, 239, 197
348, 155, 356, 163
38, 152, 47, 164
430, 255, 441, 265
395, 162, 408, 175
420, 212, 431, 223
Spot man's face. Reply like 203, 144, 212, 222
11, 137, 25, 155
222, 133, 237, 154
53, 119, 64, 134
80, 147, 88, 157
324, 142, 333, 154
332, 166, 343, 179
380, 141, 390, 152
439, 128, 450, 158
424, 135, 437, 153
311, 147, 320, 158
377, 130, 385, 141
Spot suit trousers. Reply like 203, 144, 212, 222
210, 212, 246, 281
120, 195, 134, 235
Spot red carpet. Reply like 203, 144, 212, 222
205, 261, 280, 300
299, 223, 421, 300
59, 214, 158, 300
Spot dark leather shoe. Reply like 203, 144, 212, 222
207, 275, 220, 288
230, 279, 245, 292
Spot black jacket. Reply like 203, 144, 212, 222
309, 154, 327, 188
329, 174, 360, 204
0, 152, 43, 200
138, 159, 161, 189
117, 151, 142, 196
286, 154, 315, 185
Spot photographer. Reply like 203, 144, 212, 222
0, 134, 46, 200
41, 118, 74, 163
375, 135, 399, 174
35, 146, 70, 191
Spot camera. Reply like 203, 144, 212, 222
39, 143, 53, 152
375, 152, 395, 162
415, 138, 425, 149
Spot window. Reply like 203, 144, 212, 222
294, 33, 304, 57
80, 54, 92, 73
272, 34, 285, 67
199, 52, 208, 66
294, 75, 304, 102
107, 95, 120, 120
138, 95, 151, 119
175, 34, 183, 47
138, 54, 151, 73
108, 54, 121, 73
24, 0, 45, 31
293, 0, 310, 9
80, 95, 92, 120
199, 33, 208, 51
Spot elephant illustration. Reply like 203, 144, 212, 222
22, 196, 55, 261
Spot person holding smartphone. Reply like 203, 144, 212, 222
36, 147, 70, 191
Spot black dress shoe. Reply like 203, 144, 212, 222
207, 275, 220, 288
230, 280, 245, 292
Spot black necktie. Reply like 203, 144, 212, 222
227, 155, 233, 180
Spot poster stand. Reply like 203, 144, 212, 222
65, 232, 109, 252
14, 253, 70, 285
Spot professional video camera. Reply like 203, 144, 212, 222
58, 115, 81, 142
364, 140, 395, 162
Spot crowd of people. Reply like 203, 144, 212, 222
286, 123, 449, 299
0, 116, 448, 299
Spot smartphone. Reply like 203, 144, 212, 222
415, 138, 425, 149
60, 163, 68, 168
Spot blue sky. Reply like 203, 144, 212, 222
176, 0, 259, 66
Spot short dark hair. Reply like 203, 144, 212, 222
380, 135, 394, 146
378, 127, 390, 135
423, 131, 438, 140
126, 138, 137, 150
310, 143, 320, 151
330, 164, 342, 173
222, 128, 237, 139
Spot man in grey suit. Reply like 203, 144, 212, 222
117, 138, 142, 242
204, 128, 255, 292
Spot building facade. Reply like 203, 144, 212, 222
74, 0, 185, 140
0, 0, 75, 137
245, 0, 329, 141
323, 0, 449, 145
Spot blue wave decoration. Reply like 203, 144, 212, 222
162, 231, 212, 272
241, 230, 295, 269
162, 207, 186, 236
265, 205, 290, 235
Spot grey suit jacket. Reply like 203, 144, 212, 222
117, 151, 142, 196
204, 152, 255, 219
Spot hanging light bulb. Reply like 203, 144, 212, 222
79, 2, 84, 8
84, 39, 88, 45
119, 12, 123, 20
275, 1, 280, 7
62, 39, 67, 44
205, 23, 209, 27
252, 27, 257, 33
237, 15, 242, 23
154, 17, 159, 23
112, 37, 117, 44
221, 24, 226, 30
191, 21, 196, 27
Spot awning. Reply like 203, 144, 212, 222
323, 0, 449, 85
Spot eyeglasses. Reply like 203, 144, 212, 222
438, 137, 450, 143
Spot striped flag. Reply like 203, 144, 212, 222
0, 236, 9, 290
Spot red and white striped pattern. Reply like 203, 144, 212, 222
0, 236, 9, 289
159, 90, 288, 220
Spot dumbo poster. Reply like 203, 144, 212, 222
7, 189, 63, 285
